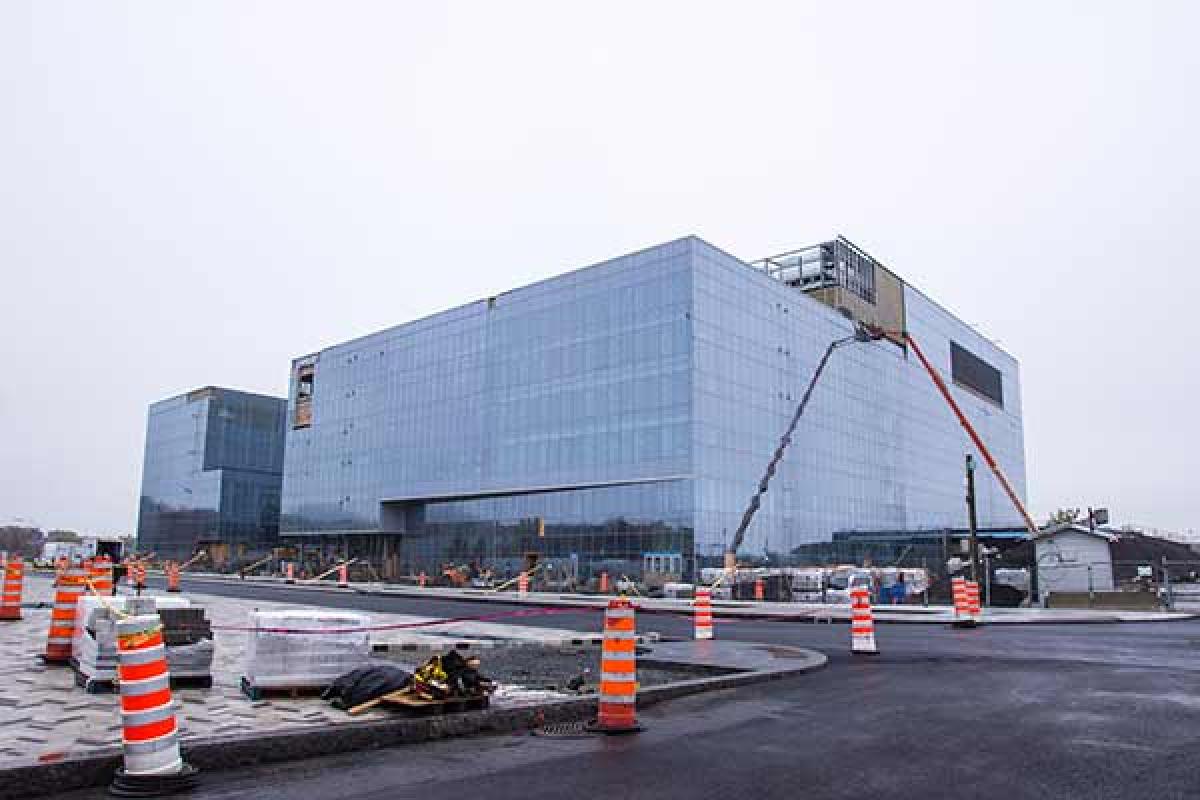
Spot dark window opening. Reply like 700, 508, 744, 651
293, 365, 314, 429
950, 342, 1003, 407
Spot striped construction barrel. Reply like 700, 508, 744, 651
754, 578, 765, 602
589, 596, 641, 733
850, 586, 879, 655
337, 563, 349, 588
966, 580, 983, 625
115, 614, 185, 776
166, 562, 181, 592
43, 564, 87, 663
0, 555, 24, 621
951, 576, 974, 628
694, 587, 713, 640
285, 563, 296, 584
517, 571, 529, 595
90, 556, 113, 595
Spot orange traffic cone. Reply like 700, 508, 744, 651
90, 556, 113, 595
166, 562, 181, 593
967, 580, 983, 625
0, 555, 24, 621
694, 586, 714, 640
850, 586, 879, 655
43, 563, 86, 664
588, 596, 641, 734
951, 576, 975, 628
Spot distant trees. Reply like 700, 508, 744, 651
0, 526, 43, 558
1046, 508, 1081, 526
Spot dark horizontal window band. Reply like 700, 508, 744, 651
950, 341, 1003, 407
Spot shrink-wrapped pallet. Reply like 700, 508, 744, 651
243, 610, 371, 689
72, 595, 198, 684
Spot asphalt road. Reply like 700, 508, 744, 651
59, 576, 1200, 800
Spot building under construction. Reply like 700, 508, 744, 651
278, 236, 1027, 581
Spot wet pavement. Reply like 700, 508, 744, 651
37, 576, 1200, 800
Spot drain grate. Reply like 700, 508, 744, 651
532, 719, 593, 738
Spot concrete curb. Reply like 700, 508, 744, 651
0, 646, 826, 800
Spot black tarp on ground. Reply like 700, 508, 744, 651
322, 665, 413, 709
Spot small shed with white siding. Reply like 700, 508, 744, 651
1034, 524, 1116, 595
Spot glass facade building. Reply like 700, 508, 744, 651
280, 237, 1026, 580
137, 387, 288, 562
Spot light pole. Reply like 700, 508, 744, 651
965, 454, 980, 583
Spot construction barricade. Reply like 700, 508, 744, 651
43, 563, 87, 664
967, 580, 983, 625
0, 555, 24, 621
165, 562, 181, 593
694, 586, 714, 640
951, 575, 975, 628
850, 586, 879, 655
90, 556, 113, 595
110, 611, 199, 795
588, 596, 641, 733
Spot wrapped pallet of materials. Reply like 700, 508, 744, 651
243, 609, 371, 690
72, 595, 195, 684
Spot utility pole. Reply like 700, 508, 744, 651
965, 453, 980, 583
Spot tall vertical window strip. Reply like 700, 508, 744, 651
950, 341, 1004, 407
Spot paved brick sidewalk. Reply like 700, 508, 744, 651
0, 574, 607, 767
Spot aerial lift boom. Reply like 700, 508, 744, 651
724, 325, 1038, 572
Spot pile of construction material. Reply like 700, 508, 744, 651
159, 607, 215, 683
242, 609, 371, 698
72, 595, 214, 690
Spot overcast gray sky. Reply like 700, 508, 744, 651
2, 2, 1197, 536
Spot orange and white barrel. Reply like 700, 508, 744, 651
951, 576, 974, 628
44, 564, 87, 663
0, 555, 24, 621
418, 571, 426, 588
337, 563, 349, 588
599, 571, 609, 594
754, 577, 765, 602
850, 586, 879, 655
589, 596, 641, 733
285, 563, 295, 584
966, 580, 983, 625
166, 562, 181, 593
90, 556, 113, 595
517, 571, 529, 595
115, 613, 185, 775
694, 586, 714, 640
